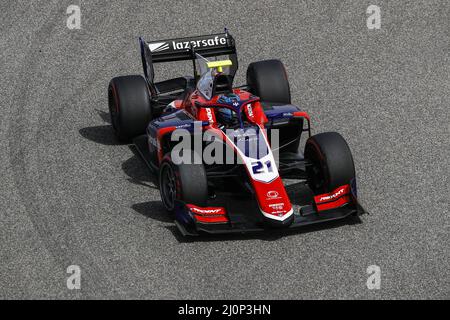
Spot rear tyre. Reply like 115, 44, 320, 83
108, 75, 152, 142
246, 59, 291, 104
247, 60, 300, 153
159, 152, 208, 212
304, 132, 355, 194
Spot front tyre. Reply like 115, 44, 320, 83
108, 75, 152, 142
305, 132, 355, 194
159, 152, 208, 212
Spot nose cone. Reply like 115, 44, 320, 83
262, 208, 295, 228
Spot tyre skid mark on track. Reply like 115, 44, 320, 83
6, 4, 115, 298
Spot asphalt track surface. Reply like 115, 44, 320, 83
0, 0, 448, 299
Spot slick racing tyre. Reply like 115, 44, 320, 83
247, 59, 301, 153
108, 75, 152, 142
159, 151, 208, 212
246, 59, 291, 104
304, 132, 355, 194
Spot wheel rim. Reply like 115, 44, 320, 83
160, 163, 177, 211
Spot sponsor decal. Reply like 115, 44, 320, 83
314, 184, 351, 212
187, 205, 228, 223
190, 208, 222, 214
176, 123, 191, 129
187, 205, 225, 215
266, 190, 279, 199
246, 104, 254, 117
318, 186, 347, 202
269, 203, 285, 211
172, 36, 226, 50
149, 42, 169, 52
149, 36, 227, 53
205, 108, 214, 123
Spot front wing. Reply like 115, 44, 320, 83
173, 194, 365, 237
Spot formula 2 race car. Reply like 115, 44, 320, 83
108, 30, 364, 236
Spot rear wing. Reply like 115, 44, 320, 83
139, 30, 238, 95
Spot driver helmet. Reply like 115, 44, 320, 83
217, 107, 237, 125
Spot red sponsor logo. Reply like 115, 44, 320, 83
314, 184, 351, 212
187, 205, 228, 223
187, 205, 225, 215
318, 187, 346, 202
190, 207, 222, 215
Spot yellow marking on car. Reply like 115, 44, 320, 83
206, 60, 232, 73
